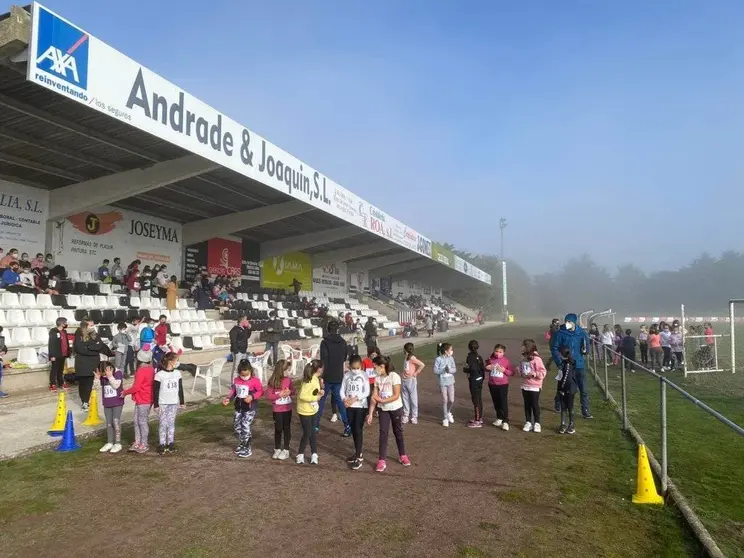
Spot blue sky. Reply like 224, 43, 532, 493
41, 0, 744, 274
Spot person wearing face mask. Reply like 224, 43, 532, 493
31, 253, 45, 270
0, 248, 18, 270
47, 317, 70, 391
265, 359, 295, 460
2, 261, 33, 292
35, 266, 58, 295
550, 313, 592, 419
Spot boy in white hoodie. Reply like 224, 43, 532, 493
340, 355, 370, 470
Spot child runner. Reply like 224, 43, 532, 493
153, 352, 185, 455
401, 342, 425, 425
363, 346, 379, 413
556, 346, 578, 434
366, 355, 410, 472
670, 325, 684, 371
648, 325, 663, 372
520, 339, 546, 433
622, 329, 637, 371
340, 355, 370, 470
486, 343, 513, 431
122, 350, 155, 453
660, 323, 672, 371
265, 359, 295, 460
638, 325, 649, 366
296, 359, 324, 465
433, 342, 457, 427
95, 361, 125, 453
111, 322, 131, 378
600, 324, 614, 363
464, 340, 486, 428
222, 360, 263, 458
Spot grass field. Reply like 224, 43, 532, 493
588, 350, 744, 558
0, 325, 701, 557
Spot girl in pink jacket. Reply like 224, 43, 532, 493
486, 344, 514, 431
265, 359, 296, 460
519, 339, 547, 433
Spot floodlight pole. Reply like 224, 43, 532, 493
499, 217, 508, 322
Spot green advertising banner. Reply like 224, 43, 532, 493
432, 243, 455, 268
260, 251, 313, 290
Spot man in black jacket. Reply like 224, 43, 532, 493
364, 317, 378, 350
47, 317, 69, 391
316, 320, 350, 436
263, 311, 283, 366
228, 317, 251, 380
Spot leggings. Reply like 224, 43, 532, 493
469, 380, 483, 421
440, 384, 455, 419
401, 377, 419, 419
234, 409, 256, 444
489, 383, 509, 422
133, 404, 151, 445
378, 407, 406, 460
674, 351, 684, 369
157, 404, 178, 445
125, 347, 136, 377
650, 347, 663, 371
273, 410, 292, 450
662, 346, 672, 368
104, 405, 123, 444
49, 358, 65, 387
639, 343, 648, 364
298, 414, 317, 455
347, 407, 366, 458
559, 391, 575, 425
78, 376, 94, 405
522, 389, 541, 424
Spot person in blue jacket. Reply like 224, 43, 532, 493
550, 313, 592, 419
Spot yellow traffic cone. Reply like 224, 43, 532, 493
632, 444, 664, 504
82, 389, 103, 426
48, 391, 67, 436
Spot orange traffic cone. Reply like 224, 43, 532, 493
48, 391, 67, 436
82, 389, 104, 426
632, 444, 664, 504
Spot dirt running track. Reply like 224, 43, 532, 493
0, 325, 644, 557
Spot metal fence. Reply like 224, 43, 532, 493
586, 341, 744, 558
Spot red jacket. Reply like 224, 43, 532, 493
122, 365, 155, 405
155, 323, 168, 346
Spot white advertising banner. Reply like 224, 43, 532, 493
349, 269, 370, 295
0, 180, 48, 256
51, 205, 182, 274
312, 262, 347, 292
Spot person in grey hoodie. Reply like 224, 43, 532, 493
112, 322, 132, 376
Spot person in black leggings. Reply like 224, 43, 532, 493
340, 356, 370, 470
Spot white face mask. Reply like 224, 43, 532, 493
565, 321, 575, 331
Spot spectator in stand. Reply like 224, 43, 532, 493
35, 267, 59, 295
18, 261, 35, 290
126, 270, 141, 294
74, 319, 113, 411
364, 317, 378, 350
264, 311, 283, 366
0, 248, 18, 270
153, 315, 169, 366
47, 317, 69, 391
98, 259, 111, 283
140, 267, 153, 295
156, 265, 169, 298
229, 317, 251, 380
31, 253, 45, 270
2, 260, 33, 293
44, 253, 54, 267
290, 277, 302, 295
166, 275, 178, 310
110, 257, 124, 285
125, 259, 141, 282
317, 319, 351, 436
19, 252, 30, 266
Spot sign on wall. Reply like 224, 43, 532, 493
241, 240, 260, 286
432, 243, 454, 268
52, 205, 182, 273
207, 237, 241, 276
260, 251, 312, 290
349, 270, 370, 295
0, 180, 48, 257
312, 262, 347, 292
183, 241, 206, 284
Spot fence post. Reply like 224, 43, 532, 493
660, 377, 668, 494
604, 348, 609, 400
621, 356, 628, 431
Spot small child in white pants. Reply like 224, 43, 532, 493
433, 342, 457, 427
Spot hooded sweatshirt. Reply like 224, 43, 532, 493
339, 369, 370, 408
464, 351, 486, 383
265, 377, 296, 413
100, 369, 125, 407
550, 313, 589, 370
320, 333, 348, 384
487, 354, 514, 386
433, 354, 457, 387
227, 374, 263, 412
122, 364, 155, 405
520, 354, 547, 391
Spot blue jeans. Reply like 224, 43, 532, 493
315, 382, 348, 428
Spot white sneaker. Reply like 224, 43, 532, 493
447, 412, 455, 423
522, 422, 533, 432
442, 419, 450, 427
278, 449, 290, 460
501, 422, 510, 431
402, 416, 409, 424
330, 413, 338, 423
533, 423, 542, 433
272, 449, 282, 459
109, 443, 122, 454
493, 419, 503, 427
310, 453, 319, 465
296, 454, 305, 464
99, 443, 113, 453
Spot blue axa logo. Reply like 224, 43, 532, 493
35, 7, 89, 90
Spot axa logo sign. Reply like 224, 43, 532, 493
417, 236, 432, 257
34, 6, 90, 91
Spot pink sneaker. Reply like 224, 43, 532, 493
400, 455, 411, 467
375, 459, 387, 472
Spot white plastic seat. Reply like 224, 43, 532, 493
81, 295, 95, 308
191, 335, 204, 350
176, 299, 189, 310
191, 357, 225, 397
99, 283, 112, 295
59, 309, 78, 325
17, 347, 40, 366
196, 310, 207, 321
170, 336, 185, 353
10, 327, 32, 347
68, 270, 81, 282
202, 335, 214, 348
43, 309, 59, 324
200, 322, 211, 334
107, 296, 122, 309
19, 293, 37, 308
66, 295, 82, 308
1, 292, 20, 308
188, 309, 198, 321
170, 322, 182, 336
31, 327, 48, 344
207, 321, 218, 334
139, 298, 152, 310
7, 309, 26, 327
180, 322, 193, 335
94, 295, 108, 308
80, 271, 94, 282
129, 296, 141, 309
36, 294, 55, 309
0, 309, 5, 326
217, 321, 226, 333
25, 309, 44, 326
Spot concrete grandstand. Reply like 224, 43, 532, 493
0, 3, 491, 394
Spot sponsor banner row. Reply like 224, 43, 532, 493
623, 316, 737, 323
27, 3, 491, 285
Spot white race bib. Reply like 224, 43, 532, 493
133, 282, 140, 289
103, 385, 117, 399
49, 280, 56, 287
520, 362, 532, 377
310, 401, 319, 410
275, 396, 292, 405
235, 385, 250, 398
490, 370, 504, 378
380, 389, 392, 399
442, 372, 453, 379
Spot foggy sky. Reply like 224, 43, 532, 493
47, 0, 744, 276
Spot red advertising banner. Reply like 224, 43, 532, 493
207, 238, 242, 276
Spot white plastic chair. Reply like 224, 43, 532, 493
170, 322, 182, 336
191, 357, 226, 397
180, 322, 193, 335
94, 295, 108, 308
176, 299, 189, 310
107, 296, 122, 309
129, 296, 141, 309
170, 310, 182, 322
202, 335, 214, 348
66, 295, 82, 308
2, 292, 20, 308
81, 295, 95, 308
196, 310, 207, 321
43, 309, 58, 325
99, 283, 112, 295
191, 335, 204, 350
37, 294, 55, 309
188, 309, 198, 321
80, 271, 94, 282
59, 309, 78, 325
171, 336, 186, 353
19, 293, 37, 308
17, 347, 40, 366
207, 321, 218, 334
25, 309, 44, 326
10, 327, 32, 347
7, 309, 26, 327
31, 327, 47, 345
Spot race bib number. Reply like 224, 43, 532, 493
490, 370, 504, 378
103, 385, 117, 399
380, 389, 392, 399
235, 385, 250, 399
133, 282, 140, 290
275, 396, 292, 405
310, 401, 319, 410
365, 368, 376, 379
520, 362, 532, 377
165, 379, 179, 392
442, 372, 453, 379
49, 280, 56, 288
403, 361, 410, 374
